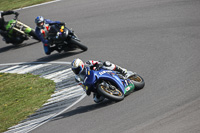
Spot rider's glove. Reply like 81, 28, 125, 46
14, 12, 19, 20
86, 61, 92, 65
86, 89, 91, 96
15, 12, 19, 17
80, 84, 91, 96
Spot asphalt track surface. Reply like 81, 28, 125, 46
0, 0, 200, 133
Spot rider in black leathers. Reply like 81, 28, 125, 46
0, 10, 23, 44
35, 16, 65, 55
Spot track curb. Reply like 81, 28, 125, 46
1, 62, 85, 133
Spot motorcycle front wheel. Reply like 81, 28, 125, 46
70, 38, 88, 51
97, 81, 124, 102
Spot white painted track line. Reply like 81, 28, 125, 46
1, 62, 86, 133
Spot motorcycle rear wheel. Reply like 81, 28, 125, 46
97, 81, 124, 102
129, 74, 145, 91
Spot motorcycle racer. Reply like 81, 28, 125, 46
0, 10, 23, 44
35, 16, 65, 55
71, 58, 128, 103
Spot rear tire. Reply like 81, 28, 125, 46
11, 37, 25, 46
129, 74, 145, 91
70, 38, 88, 51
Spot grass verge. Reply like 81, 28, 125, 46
0, 73, 55, 132
0, 0, 53, 11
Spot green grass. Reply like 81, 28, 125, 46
0, 0, 53, 11
0, 73, 55, 132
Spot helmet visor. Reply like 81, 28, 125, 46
37, 22, 44, 28
72, 66, 82, 75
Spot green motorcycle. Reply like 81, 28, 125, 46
5, 16, 39, 45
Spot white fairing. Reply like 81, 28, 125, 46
65, 29, 69, 36
126, 71, 137, 78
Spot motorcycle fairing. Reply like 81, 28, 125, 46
83, 68, 133, 94
24, 27, 32, 34
5, 19, 15, 36
123, 79, 135, 95
97, 70, 125, 94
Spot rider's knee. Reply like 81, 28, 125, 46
103, 61, 116, 70
103, 61, 112, 67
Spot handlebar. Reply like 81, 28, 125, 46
8, 14, 19, 30
48, 22, 65, 26
90, 63, 103, 71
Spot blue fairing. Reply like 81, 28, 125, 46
83, 68, 125, 93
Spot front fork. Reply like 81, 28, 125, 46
13, 21, 32, 35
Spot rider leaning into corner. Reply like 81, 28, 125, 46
0, 10, 21, 44
35, 16, 65, 55
71, 58, 128, 103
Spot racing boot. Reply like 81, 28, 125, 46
115, 65, 128, 78
46, 47, 54, 55
93, 93, 105, 103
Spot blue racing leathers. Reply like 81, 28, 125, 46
35, 19, 62, 55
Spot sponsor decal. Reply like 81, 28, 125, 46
126, 86, 130, 91
99, 70, 112, 75
60, 26, 64, 32
85, 86, 88, 91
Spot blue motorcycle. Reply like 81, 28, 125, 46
82, 66, 145, 102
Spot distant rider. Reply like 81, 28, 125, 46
35, 16, 65, 55
71, 58, 128, 103
0, 10, 21, 44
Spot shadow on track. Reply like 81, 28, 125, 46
53, 100, 115, 121
0, 41, 39, 53
35, 50, 85, 62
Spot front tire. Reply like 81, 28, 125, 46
97, 81, 124, 102
70, 38, 88, 51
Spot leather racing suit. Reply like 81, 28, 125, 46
35, 19, 63, 55
75, 60, 127, 103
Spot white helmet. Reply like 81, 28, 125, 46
71, 58, 85, 75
